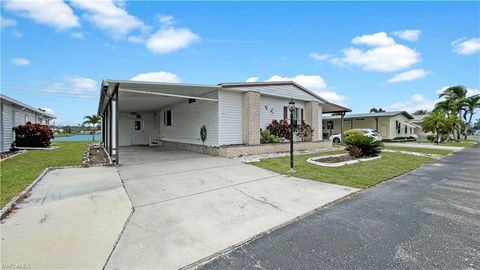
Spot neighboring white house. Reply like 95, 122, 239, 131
0, 94, 55, 151
322, 111, 417, 141
411, 114, 432, 139
97, 80, 350, 164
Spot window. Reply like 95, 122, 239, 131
405, 125, 408, 134
283, 106, 288, 120
134, 120, 141, 131
164, 110, 172, 126
396, 121, 401, 134
327, 120, 334, 129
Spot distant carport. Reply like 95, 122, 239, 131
97, 80, 219, 165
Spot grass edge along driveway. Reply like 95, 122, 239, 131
253, 148, 453, 189
0, 141, 88, 208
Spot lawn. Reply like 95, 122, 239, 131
252, 150, 435, 189
384, 146, 453, 156
416, 139, 477, 147
0, 141, 88, 208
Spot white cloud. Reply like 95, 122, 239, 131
330, 32, 420, 72
1, 17, 17, 28
265, 75, 345, 103
389, 94, 438, 112
11, 58, 30, 66
70, 0, 145, 38
70, 32, 84, 39
157, 14, 174, 26
452, 37, 480, 55
393, 29, 421, 42
146, 27, 199, 54
57, 76, 97, 95
388, 69, 428, 83
332, 44, 420, 72
309, 52, 332, 61
11, 30, 23, 38
352, 32, 395, 47
131, 71, 180, 83
40, 108, 55, 116
4, 0, 80, 31
246, 77, 259, 82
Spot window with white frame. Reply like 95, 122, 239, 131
164, 109, 172, 126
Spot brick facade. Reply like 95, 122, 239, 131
242, 91, 261, 145
304, 101, 320, 141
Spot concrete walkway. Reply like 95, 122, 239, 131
0, 167, 132, 269
384, 142, 465, 151
104, 146, 359, 269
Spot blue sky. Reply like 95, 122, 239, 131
1, 1, 479, 125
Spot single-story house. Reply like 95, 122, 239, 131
98, 80, 350, 164
0, 94, 55, 151
322, 111, 418, 141
410, 115, 431, 139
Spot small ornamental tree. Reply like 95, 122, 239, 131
295, 121, 314, 141
13, 122, 54, 147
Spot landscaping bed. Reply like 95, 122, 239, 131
307, 153, 382, 167
84, 144, 111, 165
253, 150, 436, 189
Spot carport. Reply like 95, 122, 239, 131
98, 80, 219, 165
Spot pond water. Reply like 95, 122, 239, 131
53, 134, 100, 142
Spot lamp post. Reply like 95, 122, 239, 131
288, 98, 296, 173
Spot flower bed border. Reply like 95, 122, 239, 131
307, 154, 382, 167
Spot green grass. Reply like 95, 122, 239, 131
384, 146, 453, 156
0, 141, 88, 208
416, 139, 476, 147
252, 151, 435, 189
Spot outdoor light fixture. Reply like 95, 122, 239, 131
288, 98, 295, 174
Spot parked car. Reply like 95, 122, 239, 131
329, 128, 383, 143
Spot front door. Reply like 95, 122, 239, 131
131, 120, 144, 145
380, 125, 388, 139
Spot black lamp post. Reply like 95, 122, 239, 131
288, 98, 296, 173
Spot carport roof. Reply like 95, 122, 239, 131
98, 80, 351, 114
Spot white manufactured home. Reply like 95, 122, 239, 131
0, 94, 55, 152
322, 111, 417, 141
98, 80, 350, 164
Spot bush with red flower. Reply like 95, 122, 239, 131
13, 122, 54, 147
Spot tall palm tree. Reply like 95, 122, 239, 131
413, 109, 429, 115
370, 108, 386, 113
83, 114, 101, 141
462, 94, 480, 138
422, 111, 447, 144
438, 86, 468, 140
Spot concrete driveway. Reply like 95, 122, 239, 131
1, 167, 132, 269
105, 146, 358, 269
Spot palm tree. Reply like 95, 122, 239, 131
462, 94, 480, 138
83, 114, 101, 141
413, 109, 429, 115
370, 108, 386, 113
438, 85, 468, 100
438, 86, 468, 140
422, 111, 447, 144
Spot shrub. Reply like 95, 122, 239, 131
426, 134, 435, 142
260, 129, 281, 144
266, 120, 291, 140
13, 122, 54, 147
348, 145, 363, 158
295, 121, 314, 141
343, 129, 364, 140
344, 134, 383, 158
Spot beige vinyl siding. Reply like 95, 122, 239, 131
224, 84, 325, 103
218, 90, 243, 145
160, 91, 219, 146
260, 95, 305, 129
